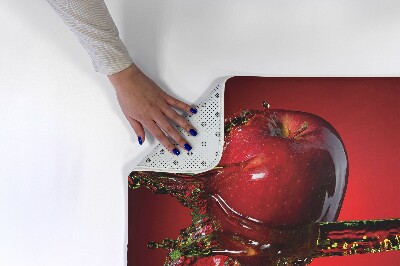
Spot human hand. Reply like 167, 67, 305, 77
108, 64, 198, 155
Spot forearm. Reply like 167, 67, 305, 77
46, 0, 133, 75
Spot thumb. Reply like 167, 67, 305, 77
126, 116, 145, 145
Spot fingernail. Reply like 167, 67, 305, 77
173, 148, 180, 156
138, 136, 143, 145
189, 129, 197, 136
184, 143, 192, 151
190, 108, 197, 114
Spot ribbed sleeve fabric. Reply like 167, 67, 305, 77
46, 0, 134, 75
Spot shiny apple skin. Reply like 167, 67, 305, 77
205, 109, 348, 230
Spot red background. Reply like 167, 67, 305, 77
129, 77, 400, 265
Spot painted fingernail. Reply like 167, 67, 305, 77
184, 143, 192, 151
173, 148, 180, 156
190, 108, 197, 114
138, 136, 143, 145
189, 129, 197, 136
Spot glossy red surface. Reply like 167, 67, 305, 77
210, 109, 347, 228
129, 77, 400, 265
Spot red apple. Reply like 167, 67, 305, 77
206, 108, 348, 228
188, 108, 349, 264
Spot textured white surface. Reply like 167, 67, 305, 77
135, 80, 227, 173
0, 0, 399, 266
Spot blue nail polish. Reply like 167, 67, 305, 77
173, 148, 180, 156
190, 108, 197, 114
138, 136, 142, 145
189, 129, 197, 136
184, 143, 192, 151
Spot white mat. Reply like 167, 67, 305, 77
134, 78, 228, 173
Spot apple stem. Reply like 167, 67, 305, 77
292, 122, 308, 139
262, 101, 271, 109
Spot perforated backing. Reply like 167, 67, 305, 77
134, 79, 227, 174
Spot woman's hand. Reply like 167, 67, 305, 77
108, 64, 198, 155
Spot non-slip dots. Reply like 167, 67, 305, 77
134, 82, 225, 174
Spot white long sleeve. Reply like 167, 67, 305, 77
46, 0, 133, 75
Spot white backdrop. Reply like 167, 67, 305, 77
0, 0, 399, 265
